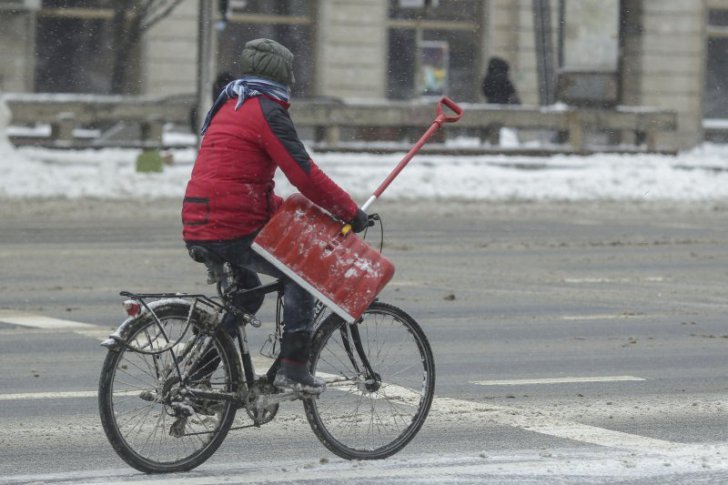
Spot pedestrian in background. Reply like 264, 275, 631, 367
481, 57, 520, 105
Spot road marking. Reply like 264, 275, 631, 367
0, 381, 711, 470
432, 396, 679, 452
472, 375, 646, 386
0, 310, 95, 329
563, 276, 666, 284
0, 313, 693, 466
0, 390, 98, 401
561, 314, 649, 321
10, 447, 728, 485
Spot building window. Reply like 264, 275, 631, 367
218, 0, 313, 97
386, 0, 481, 101
35, 2, 113, 93
705, 9, 728, 118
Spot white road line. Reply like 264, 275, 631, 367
561, 314, 649, 321
432, 396, 680, 452
472, 375, 646, 386
0, 390, 678, 453
563, 276, 666, 283
0, 312, 688, 461
9, 448, 724, 485
0, 310, 95, 329
0, 390, 98, 401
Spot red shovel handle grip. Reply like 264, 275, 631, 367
436, 96, 464, 124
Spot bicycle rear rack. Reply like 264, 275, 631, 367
101, 292, 224, 352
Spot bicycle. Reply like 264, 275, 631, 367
97, 238, 435, 473
98, 96, 463, 474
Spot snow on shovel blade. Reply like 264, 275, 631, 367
252, 194, 394, 322
253, 98, 463, 322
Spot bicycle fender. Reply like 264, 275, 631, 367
100, 298, 222, 351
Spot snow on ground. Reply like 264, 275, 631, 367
2, 133, 728, 202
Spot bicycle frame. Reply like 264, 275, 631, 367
103, 274, 384, 420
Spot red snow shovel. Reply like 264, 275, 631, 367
252, 96, 464, 322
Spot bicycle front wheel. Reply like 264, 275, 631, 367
98, 303, 240, 473
304, 301, 435, 460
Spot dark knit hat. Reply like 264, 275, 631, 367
240, 38, 295, 86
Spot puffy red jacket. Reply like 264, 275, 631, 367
182, 95, 358, 242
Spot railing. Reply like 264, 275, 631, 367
2, 93, 678, 153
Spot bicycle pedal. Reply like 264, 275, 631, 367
273, 380, 325, 397
259, 334, 279, 359
244, 314, 262, 328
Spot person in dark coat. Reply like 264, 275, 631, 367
481, 57, 520, 105
182, 38, 369, 394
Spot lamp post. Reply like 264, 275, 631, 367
196, 0, 215, 141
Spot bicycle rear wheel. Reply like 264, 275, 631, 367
98, 303, 240, 473
304, 301, 435, 460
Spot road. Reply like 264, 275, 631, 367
1, 197, 728, 484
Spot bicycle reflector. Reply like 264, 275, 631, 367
123, 300, 142, 317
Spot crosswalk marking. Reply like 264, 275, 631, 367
472, 376, 645, 386
0, 310, 95, 329
0, 311, 695, 462
0, 390, 98, 401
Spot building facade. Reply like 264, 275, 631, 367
0, 0, 726, 150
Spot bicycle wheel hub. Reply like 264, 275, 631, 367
360, 372, 381, 393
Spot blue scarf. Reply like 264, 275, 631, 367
200, 76, 290, 135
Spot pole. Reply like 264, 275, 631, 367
532, 0, 556, 105
197, 0, 215, 141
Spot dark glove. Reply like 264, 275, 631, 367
350, 209, 370, 233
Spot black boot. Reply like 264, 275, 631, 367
273, 331, 325, 394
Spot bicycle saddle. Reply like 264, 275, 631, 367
188, 246, 226, 284
187, 246, 224, 266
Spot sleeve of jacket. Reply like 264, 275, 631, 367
258, 97, 358, 222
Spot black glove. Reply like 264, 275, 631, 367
350, 209, 369, 233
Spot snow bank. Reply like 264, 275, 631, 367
1, 137, 728, 201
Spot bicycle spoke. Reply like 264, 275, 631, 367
305, 302, 435, 459
99, 304, 239, 472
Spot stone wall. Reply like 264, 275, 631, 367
314, 0, 388, 100
141, 1, 199, 96
0, 10, 35, 93
621, 0, 706, 150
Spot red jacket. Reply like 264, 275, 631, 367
182, 95, 358, 241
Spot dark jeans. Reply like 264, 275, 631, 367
186, 234, 314, 335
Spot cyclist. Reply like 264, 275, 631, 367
182, 38, 368, 394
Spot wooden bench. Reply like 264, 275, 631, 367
291, 100, 677, 153
4, 93, 191, 148
2, 94, 677, 153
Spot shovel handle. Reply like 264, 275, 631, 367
344, 97, 464, 233
370, 96, 463, 200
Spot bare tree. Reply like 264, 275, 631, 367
110, 0, 185, 94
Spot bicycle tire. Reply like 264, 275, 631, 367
304, 301, 435, 460
98, 303, 240, 473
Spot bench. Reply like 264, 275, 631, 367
2, 93, 678, 153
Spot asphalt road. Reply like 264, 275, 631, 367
2, 197, 728, 484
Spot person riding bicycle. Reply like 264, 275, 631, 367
182, 38, 368, 394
